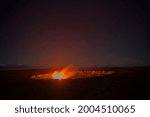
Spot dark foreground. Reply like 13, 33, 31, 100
0, 67, 150, 100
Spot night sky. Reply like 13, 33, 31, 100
0, 0, 150, 68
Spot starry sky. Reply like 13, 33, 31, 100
0, 0, 150, 68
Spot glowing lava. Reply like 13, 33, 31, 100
52, 72, 64, 80
31, 65, 113, 80
32, 65, 76, 79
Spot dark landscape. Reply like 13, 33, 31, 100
0, 67, 150, 100
0, 0, 150, 100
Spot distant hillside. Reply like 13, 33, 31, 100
0, 65, 45, 70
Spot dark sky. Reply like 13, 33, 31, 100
0, 0, 150, 68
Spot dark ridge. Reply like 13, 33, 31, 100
0, 67, 150, 100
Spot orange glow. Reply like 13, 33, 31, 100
32, 65, 76, 79
52, 72, 64, 80
31, 65, 113, 79
51, 65, 76, 79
